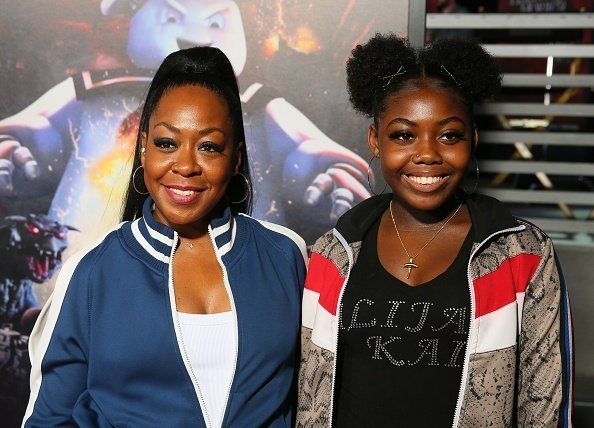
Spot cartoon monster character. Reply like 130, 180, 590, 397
0, 0, 370, 246
0, 214, 75, 334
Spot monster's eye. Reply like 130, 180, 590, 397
207, 12, 225, 30
55, 232, 65, 239
28, 225, 40, 235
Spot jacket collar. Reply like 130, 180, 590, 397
126, 197, 236, 267
464, 193, 520, 242
334, 193, 520, 244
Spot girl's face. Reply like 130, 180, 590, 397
369, 85, 476, 213
141, 84, 240, 232
128, 0, 247, 73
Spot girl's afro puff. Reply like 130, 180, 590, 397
346, 33, 417, 117
346, 33, 502, 118
421, 38, 502, 104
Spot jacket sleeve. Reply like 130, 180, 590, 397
297, 232, 340, 428
22, 252, 92, 428
517, 235, 574, 427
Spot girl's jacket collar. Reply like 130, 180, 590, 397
334, 193, 520, 244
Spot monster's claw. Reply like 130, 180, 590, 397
0, 158, 14, 195
329, 188, 354, 222
304, 173, 333, 206
13, 147, 40, 180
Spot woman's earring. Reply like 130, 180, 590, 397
463, 154, 480, 195
367, 155, 387, 196
132, 166, 149, 195
229, 172, 250, 204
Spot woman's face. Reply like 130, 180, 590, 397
141, 84, 240, 231
369, 85, 476, 213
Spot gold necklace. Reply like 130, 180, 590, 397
389, 201, 463, 279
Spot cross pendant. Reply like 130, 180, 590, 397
403, 257, 418, 279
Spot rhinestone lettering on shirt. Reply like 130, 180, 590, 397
348, 298, 377, 330
366, 336, 405, 366
341, 298, 468, 368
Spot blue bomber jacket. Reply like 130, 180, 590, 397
23, 197, 307, 428
297, 193, 574, 427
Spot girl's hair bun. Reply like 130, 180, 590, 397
422, 39, 502, 104
346, 33, 415, 117
346, 33, 502, 117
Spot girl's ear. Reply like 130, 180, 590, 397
368, 123, 380, 158
471, 126, 479, 154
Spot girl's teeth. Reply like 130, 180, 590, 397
410, 176, 443, 185
171, 188, 196, 196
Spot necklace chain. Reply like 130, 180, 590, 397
389, 201, 463, 278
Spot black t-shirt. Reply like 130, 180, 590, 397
334, 217, 473, 427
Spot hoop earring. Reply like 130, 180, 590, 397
367, 155, 387, 196
229, 172, 250, 204
132, 166, 149, 195
464, 155, 480, 195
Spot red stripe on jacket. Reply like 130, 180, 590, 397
473, 253, 541, 318
305, 253, 344, 316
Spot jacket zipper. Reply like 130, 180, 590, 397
168, 227, 240, 428
328, 229, 354, 428
168, 233, 213, 427
207, 225, 239, 428
451, 225, 525, 427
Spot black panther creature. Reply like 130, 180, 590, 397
0, 214, 75, 334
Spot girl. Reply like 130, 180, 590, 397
298, 34, 573, 427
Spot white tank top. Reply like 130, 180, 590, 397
177, 311, 235, 428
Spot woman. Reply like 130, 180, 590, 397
298, 34, 573, 427
23, 46, 307, 427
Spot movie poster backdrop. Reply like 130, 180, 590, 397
0, 0, 408, 425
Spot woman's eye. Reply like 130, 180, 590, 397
207, 12, 225, 30
199, 142, 224, 153
154, 138, 177, 150
390, 131, 414, 141
441, 131, 464, 142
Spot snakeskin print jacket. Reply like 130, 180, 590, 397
297, 193, 573, 427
